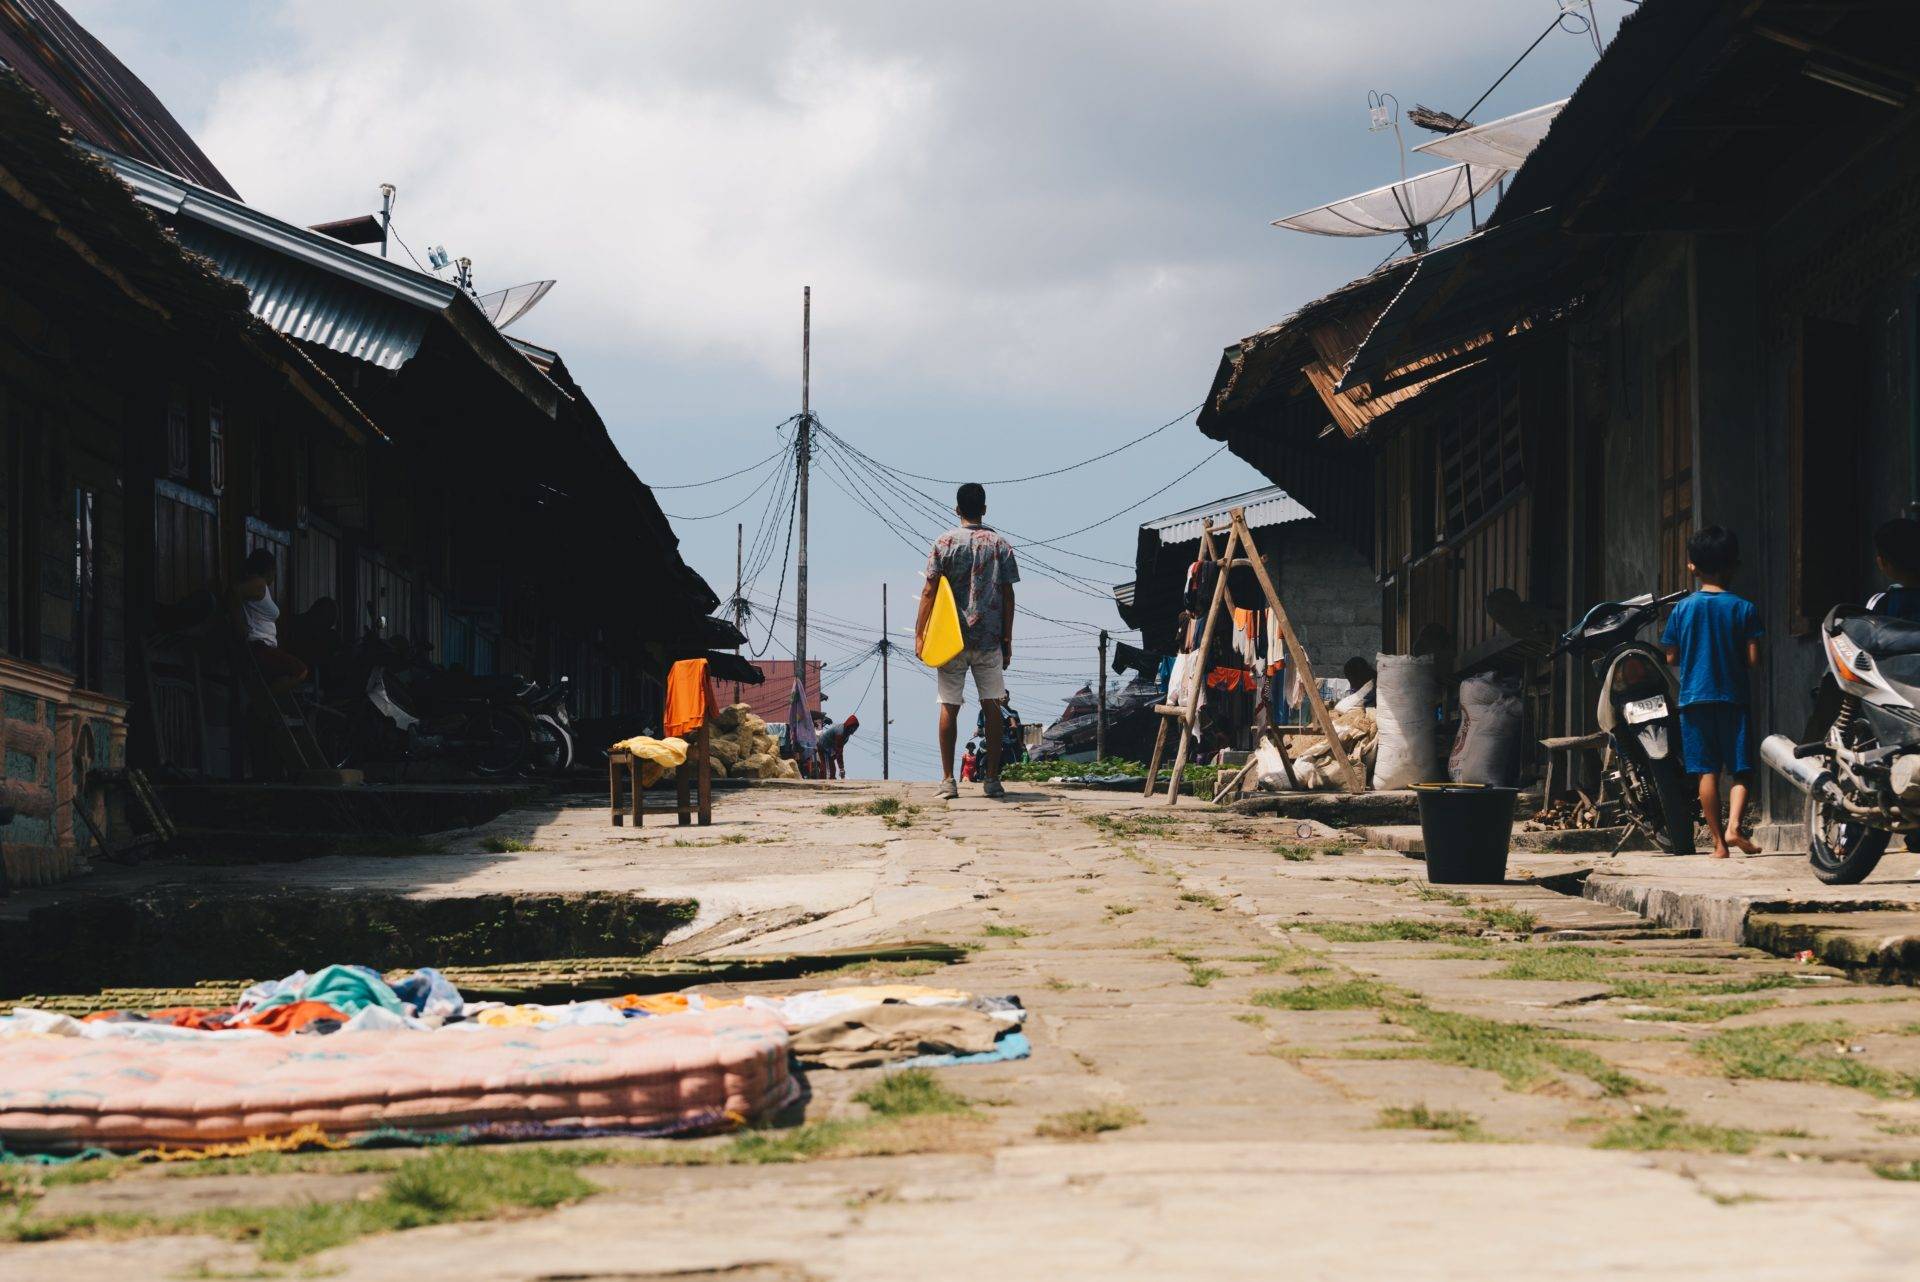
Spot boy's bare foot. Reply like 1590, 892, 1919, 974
1709, 846, 1731, 859
1729, 833, 1761, 854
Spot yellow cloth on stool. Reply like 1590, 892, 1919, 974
611, 735, 688, 786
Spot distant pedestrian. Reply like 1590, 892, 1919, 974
917, 482, 1019, 799
1660, 526, 1763, 860
817, 714, 859, 780
960, 741, 979, 783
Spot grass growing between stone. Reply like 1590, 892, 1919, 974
1310, 920, 1480, 943
1, 1073, 987, 1258
1585, 1107, 1756, 1155
1694, 1022, 1920, 1098
1486, 946, 1610, 983
1376, 1105, 1492, 1142
2, 1148, 596, 1261
1252, 980, 1394, 1011
480, 836, 533, 854
1036, 1104, 1144, 1140
980, 924, 1032, 939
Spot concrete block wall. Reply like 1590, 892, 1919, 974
1278, 520, 1379, 676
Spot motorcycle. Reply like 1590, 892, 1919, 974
1760, 605, 1920, 885
313, 629, 533, 777
1552, 591, 1697, 853
520, 675, 575, 774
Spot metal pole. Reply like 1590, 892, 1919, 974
733, 521, 744, 707
882, 583, 891, 781
795, 287, 810, 697
379, 183, 394, 259
1097, 629, 1109, 762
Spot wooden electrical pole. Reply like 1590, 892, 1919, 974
1097, 629, 1109, 762
795, 287, 810, 694
882, 583, 891, 781
733, 522, 744, 706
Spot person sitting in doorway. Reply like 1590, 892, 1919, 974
1334, 656, 1377, 713
231, 548, 308, 695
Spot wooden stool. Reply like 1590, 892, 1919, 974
610, 723, 712, 827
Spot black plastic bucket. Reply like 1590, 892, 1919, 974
1415, 784, 1518, 884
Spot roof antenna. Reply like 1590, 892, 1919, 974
1367, 91, 1407, 183
378, 183, 394, 259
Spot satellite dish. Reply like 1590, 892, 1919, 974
1272, 162, 1506, 251
1411, 99, 1568, 169
474, 279, 556, 331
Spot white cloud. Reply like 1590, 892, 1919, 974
189, 1, 1600, 412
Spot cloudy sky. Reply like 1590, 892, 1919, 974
73, 0, 1624, 778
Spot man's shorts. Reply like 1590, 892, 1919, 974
937, 647, 1006, 706
1678, 701, 1752, 776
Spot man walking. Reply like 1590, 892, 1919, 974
917, 482, 1018, 799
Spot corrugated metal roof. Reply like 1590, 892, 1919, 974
1140, 486, 1313, 545
174, 222, 429, 370
0, 0, 238, 196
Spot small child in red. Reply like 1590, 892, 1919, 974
960, 741, 979, 783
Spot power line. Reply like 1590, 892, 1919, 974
836, 404, 1204, 487
661, 457, 789, 520
1027, 444, 1231, 544
650, 428, 796, 489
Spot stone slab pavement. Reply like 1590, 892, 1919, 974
14, 783, 1920, 1280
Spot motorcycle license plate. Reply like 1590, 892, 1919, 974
1623, 695, 1668, 725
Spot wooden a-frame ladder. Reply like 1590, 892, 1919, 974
1141, 507, 1364, 804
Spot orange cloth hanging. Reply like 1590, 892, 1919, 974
663, 658, 714, 739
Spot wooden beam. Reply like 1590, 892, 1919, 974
1231, 508, 1366, 793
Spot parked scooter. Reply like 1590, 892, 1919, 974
312, 620, 533, 776
520, 675, 574, 774
1552, 591, 1697, 853
1760, 606, 1920, 885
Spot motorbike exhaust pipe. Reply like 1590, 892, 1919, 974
1761, 733, 1842, 805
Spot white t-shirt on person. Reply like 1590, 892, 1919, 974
244, 585, 281, 645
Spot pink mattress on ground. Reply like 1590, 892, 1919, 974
0, 1007, 797, 1152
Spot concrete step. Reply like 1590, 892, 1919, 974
1355, 823, 1658, 855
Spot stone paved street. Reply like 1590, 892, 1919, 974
13, 783, 1920, 1280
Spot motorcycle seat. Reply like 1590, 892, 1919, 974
1837, 611, 1920, 659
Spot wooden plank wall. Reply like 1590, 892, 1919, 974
1453, 493, 1532, 654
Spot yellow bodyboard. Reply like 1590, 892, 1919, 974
918, 575, 965, 667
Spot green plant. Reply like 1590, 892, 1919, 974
1251, 980, 1393, 1011
854, 1069, 976, 1118
1376, 1104, 1489, 1140
1587, 1106, 1756, 1154
1036, 1104, 1144, 1139
1695, 1022, 1920, 1098
1488, 947, 1608, 983
981, 924, 1031, 939
480, 836, 532, 854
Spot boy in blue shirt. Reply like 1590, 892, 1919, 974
1660, 527, 1764, 859
1868, 518, 1920, 622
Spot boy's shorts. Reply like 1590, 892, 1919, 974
937, 647, 1007, 706
1678, 702, 1752, 776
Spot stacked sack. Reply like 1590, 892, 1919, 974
707, 703, 801, 780
1254, 708, 1379, 792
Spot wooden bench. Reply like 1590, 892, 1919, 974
609, 723, 712, 827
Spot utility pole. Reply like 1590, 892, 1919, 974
733, 521, 744, 706
378, 184, 394, 259
1097, 629, 1109, 762
795, 287, 810, 701
882, 583, 891, 780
